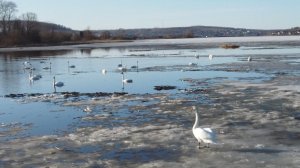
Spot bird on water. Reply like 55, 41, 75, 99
247, 56, 252, 62
121, 72, 133, 83
53, 76, 64, 87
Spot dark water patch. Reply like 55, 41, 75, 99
4, 92, 128, 99
77, 145, 102, 154
63, 91, 127, 98
237, 76, 270, 83
243, 87, 258, 94
256, 99, 289, 113
183, 88, 210, 94
58, 144, 102, 154
234, 148, 286, 154
102, 147, 180, 163
294, 113, 300, 120
4, 93, 45, 98
72, 71, 92, 74
154, 85, 176, 91
224, 121, 253, 127
271, 131, 300, 145
4, 93, 27, 98
273, 71, 288, 75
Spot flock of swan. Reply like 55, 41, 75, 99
23, 59, 139, 90
24, 53, 251, 89
101, 60, 138, 83
22, 52, 255, 149
191, 54, 252, 65
24, 60, 64, 88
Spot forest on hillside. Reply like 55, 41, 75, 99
1, 0, 299, 47
0, 0, 81, 47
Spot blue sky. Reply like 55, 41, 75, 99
13, 0, 300, 30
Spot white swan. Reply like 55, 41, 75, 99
122, 72, 133, 83
209, 54, 213, 60
131, 60, 139, 69
29, 70, 41, 81
53, 76, 64, 87
43, 62, 51, 70
68, 61, 76, 68
118, 60, 123, 67
23, 61, 32, 69
29, 74, 40, 81
102, 69, 107, 74
189, 62, 197, 66
118, 66, 127, 72
192, 106, 217, 148
247, 56, 252, 62
83, 106, 92, 112
24, 61, 31, 65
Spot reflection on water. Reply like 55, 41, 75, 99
80, 48, 92, 55
0, 40, 299, 138
1, 45, 298, 95
0, 97, 82, 138
0, 50, 73, 59
0, 47, 234, 95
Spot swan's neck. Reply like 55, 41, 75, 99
29, 71, 33, 78
122, 73, 125, 81
193, 110, 199, 129
53, 77, 56, 86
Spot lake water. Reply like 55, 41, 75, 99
0, 37, 299, 138
1, 46, 291, 95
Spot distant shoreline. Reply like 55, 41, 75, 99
0, 36, 299, 53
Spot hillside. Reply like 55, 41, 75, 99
94, 26, 300, 40
1, 21, 299, 47
37, 22, 74, 33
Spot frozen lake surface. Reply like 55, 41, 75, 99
0, 36, 300, 167
0, 41, 275, 136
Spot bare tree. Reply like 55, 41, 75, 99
100, 31, 111, 40
0, 0, 17, 34
20, 12, 38, 35
183, 30, 194, 38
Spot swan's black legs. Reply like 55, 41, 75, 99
198, 142, 211, 149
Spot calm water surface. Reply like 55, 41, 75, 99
0, 46, 283, 95
0, 39, 299, 138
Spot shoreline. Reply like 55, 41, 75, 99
0, 35, 299, 53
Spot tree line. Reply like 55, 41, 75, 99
0, 0, 195, 46
0, 0, 80, 46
